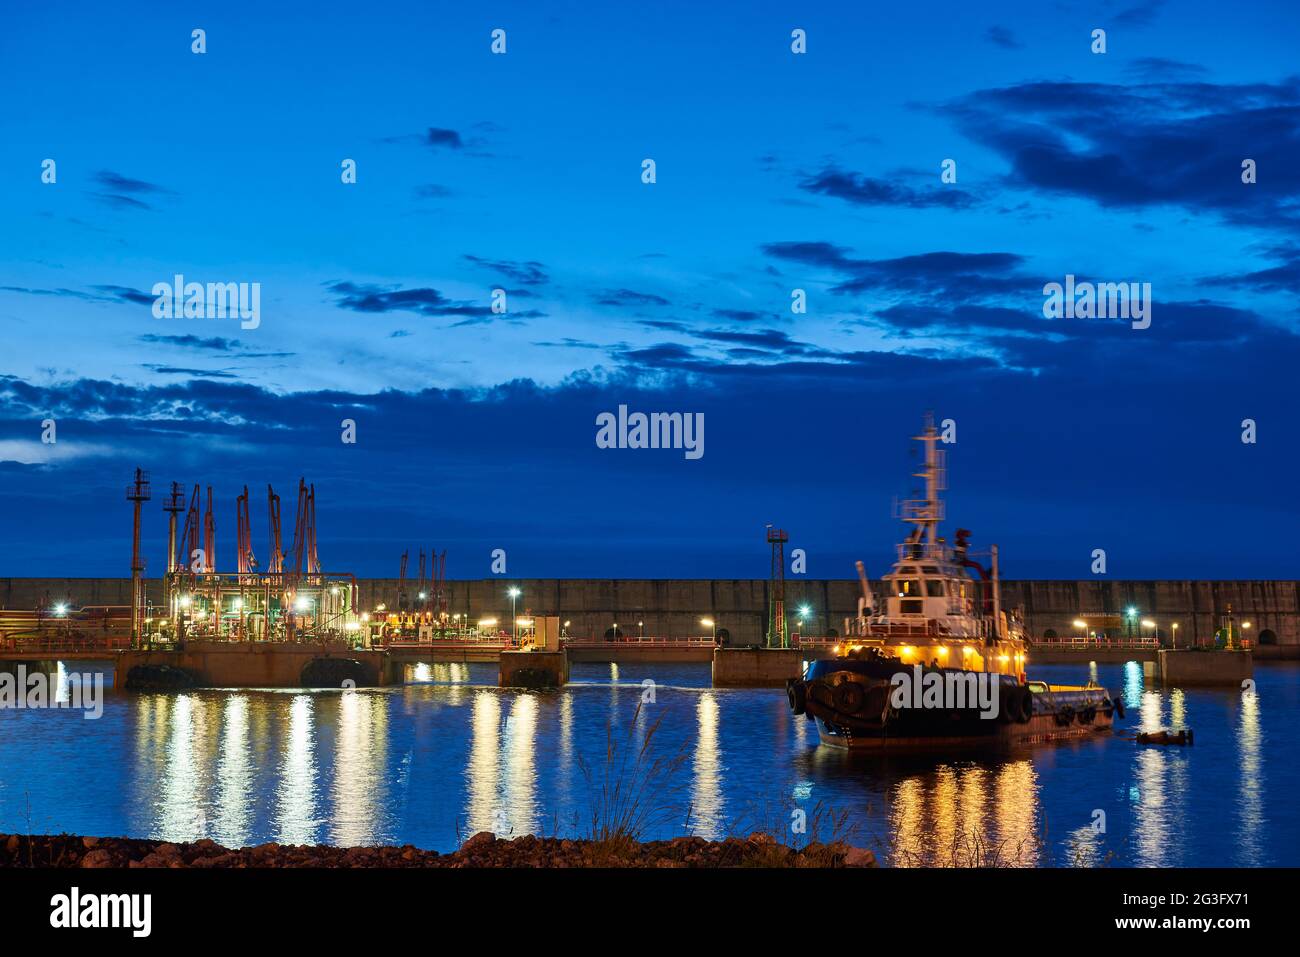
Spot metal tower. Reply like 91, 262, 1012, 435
766, 525, 789, 648
126, 468, 151, 647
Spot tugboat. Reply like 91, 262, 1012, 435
786, 416, 1121, 751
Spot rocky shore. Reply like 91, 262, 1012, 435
1, 831, 876, 868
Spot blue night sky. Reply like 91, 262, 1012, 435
1, 0, 1298, 580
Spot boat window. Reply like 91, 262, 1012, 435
925, 580, 946, 597
899, 566, 918, 575
896, 579, 921, 597
900, 599, 924, 616
921, 565, 939, 574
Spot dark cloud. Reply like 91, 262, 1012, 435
462, 254, 549, 286
984, 26, 1022, 49
136, 334, 295, 359
595, 288, 671, 308
326, 281, 493, 319
762, 242, 1028, 301
799, 167, 976, 209
91, 285, 154, 306
1200, 247, 1300, 293
1123, 57, 1210, 82
142, 365, 239, 379
1, 284, 153, 306
1113, 0, 1165, 27
88, 170, 173, 211
711, 308, 767, 322
425, 128, 464, 150
940, 78, 1300, 225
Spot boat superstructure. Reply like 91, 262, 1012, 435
787, 416, 1118, 751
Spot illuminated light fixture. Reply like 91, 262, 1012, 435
998, 655, 1010, 663
179, 595, 192, 608
1242, 622, 1252, 630
507, 587, 521, 599
53, 603, 68, 616
832, 644, 841, 654
935, 646, 949, 656
1141, 619, 1156, 629
360, 613, 370, 622
563, 620, 571, 627
331, 587, 340, 596
1126, 607, 1137, 617
376, 604, 387, 612
479, 618, 498, 627
294, 596, 310, 612
798, 604, 811, 617
700, 618, 714, 627
517, 618, 534, 627
1072, 619, 1086, 629
344, 621, 360, 631
962, 646, 973, 656
419, 592, 427, 600
232, 598, 243, 609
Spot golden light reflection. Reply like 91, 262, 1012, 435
273, 694, 319, 845
690, 693, 723, 838
331, 690, 387, 847
213, 694, 252, 848
502, 694, 539, 838
465, 690, 502, 834
1237, 686, 1263, 863
888, 761, 1039, 867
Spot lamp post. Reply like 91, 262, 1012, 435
508, 587, 520, 644
612, 622, 619, 641
701, 617, 715, 642
1171, 622, 1179, 649
1126, 607, 1137, 640
638, 620, 644, 639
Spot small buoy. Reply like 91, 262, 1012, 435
1135, 728, 1194, 746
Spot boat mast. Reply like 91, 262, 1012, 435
901, 415, 946, 557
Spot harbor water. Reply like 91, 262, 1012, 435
1, 660, 1294, 866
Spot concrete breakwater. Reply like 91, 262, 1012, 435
2, 576, 1297, 650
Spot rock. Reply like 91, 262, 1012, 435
843, 846, 876, 867
82, 836, 100, 849
747, 832, 776, 845
4, 835, 19, 853
460, 831, 495, 853
80, 848, 116, 868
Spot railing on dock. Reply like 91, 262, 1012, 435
1030, 636, 1159, 649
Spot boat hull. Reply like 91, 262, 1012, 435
790, 652, 1118, 753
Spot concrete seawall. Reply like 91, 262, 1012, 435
3, 576, 1297, 649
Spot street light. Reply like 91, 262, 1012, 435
612, 622, 619, 640
1141, 619, 1156, 644
638, 620, 644, 638
701, 617, 716, 642
508, 587, 520, 643
1072, 619, 1087, 644
1171, 622, 1179, 648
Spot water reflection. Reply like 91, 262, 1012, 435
213, 695, 252, 847
690, 693, 723, 838
331, 691, 387, 846
274, 695, 319, 845
0, 661, 1287, 864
